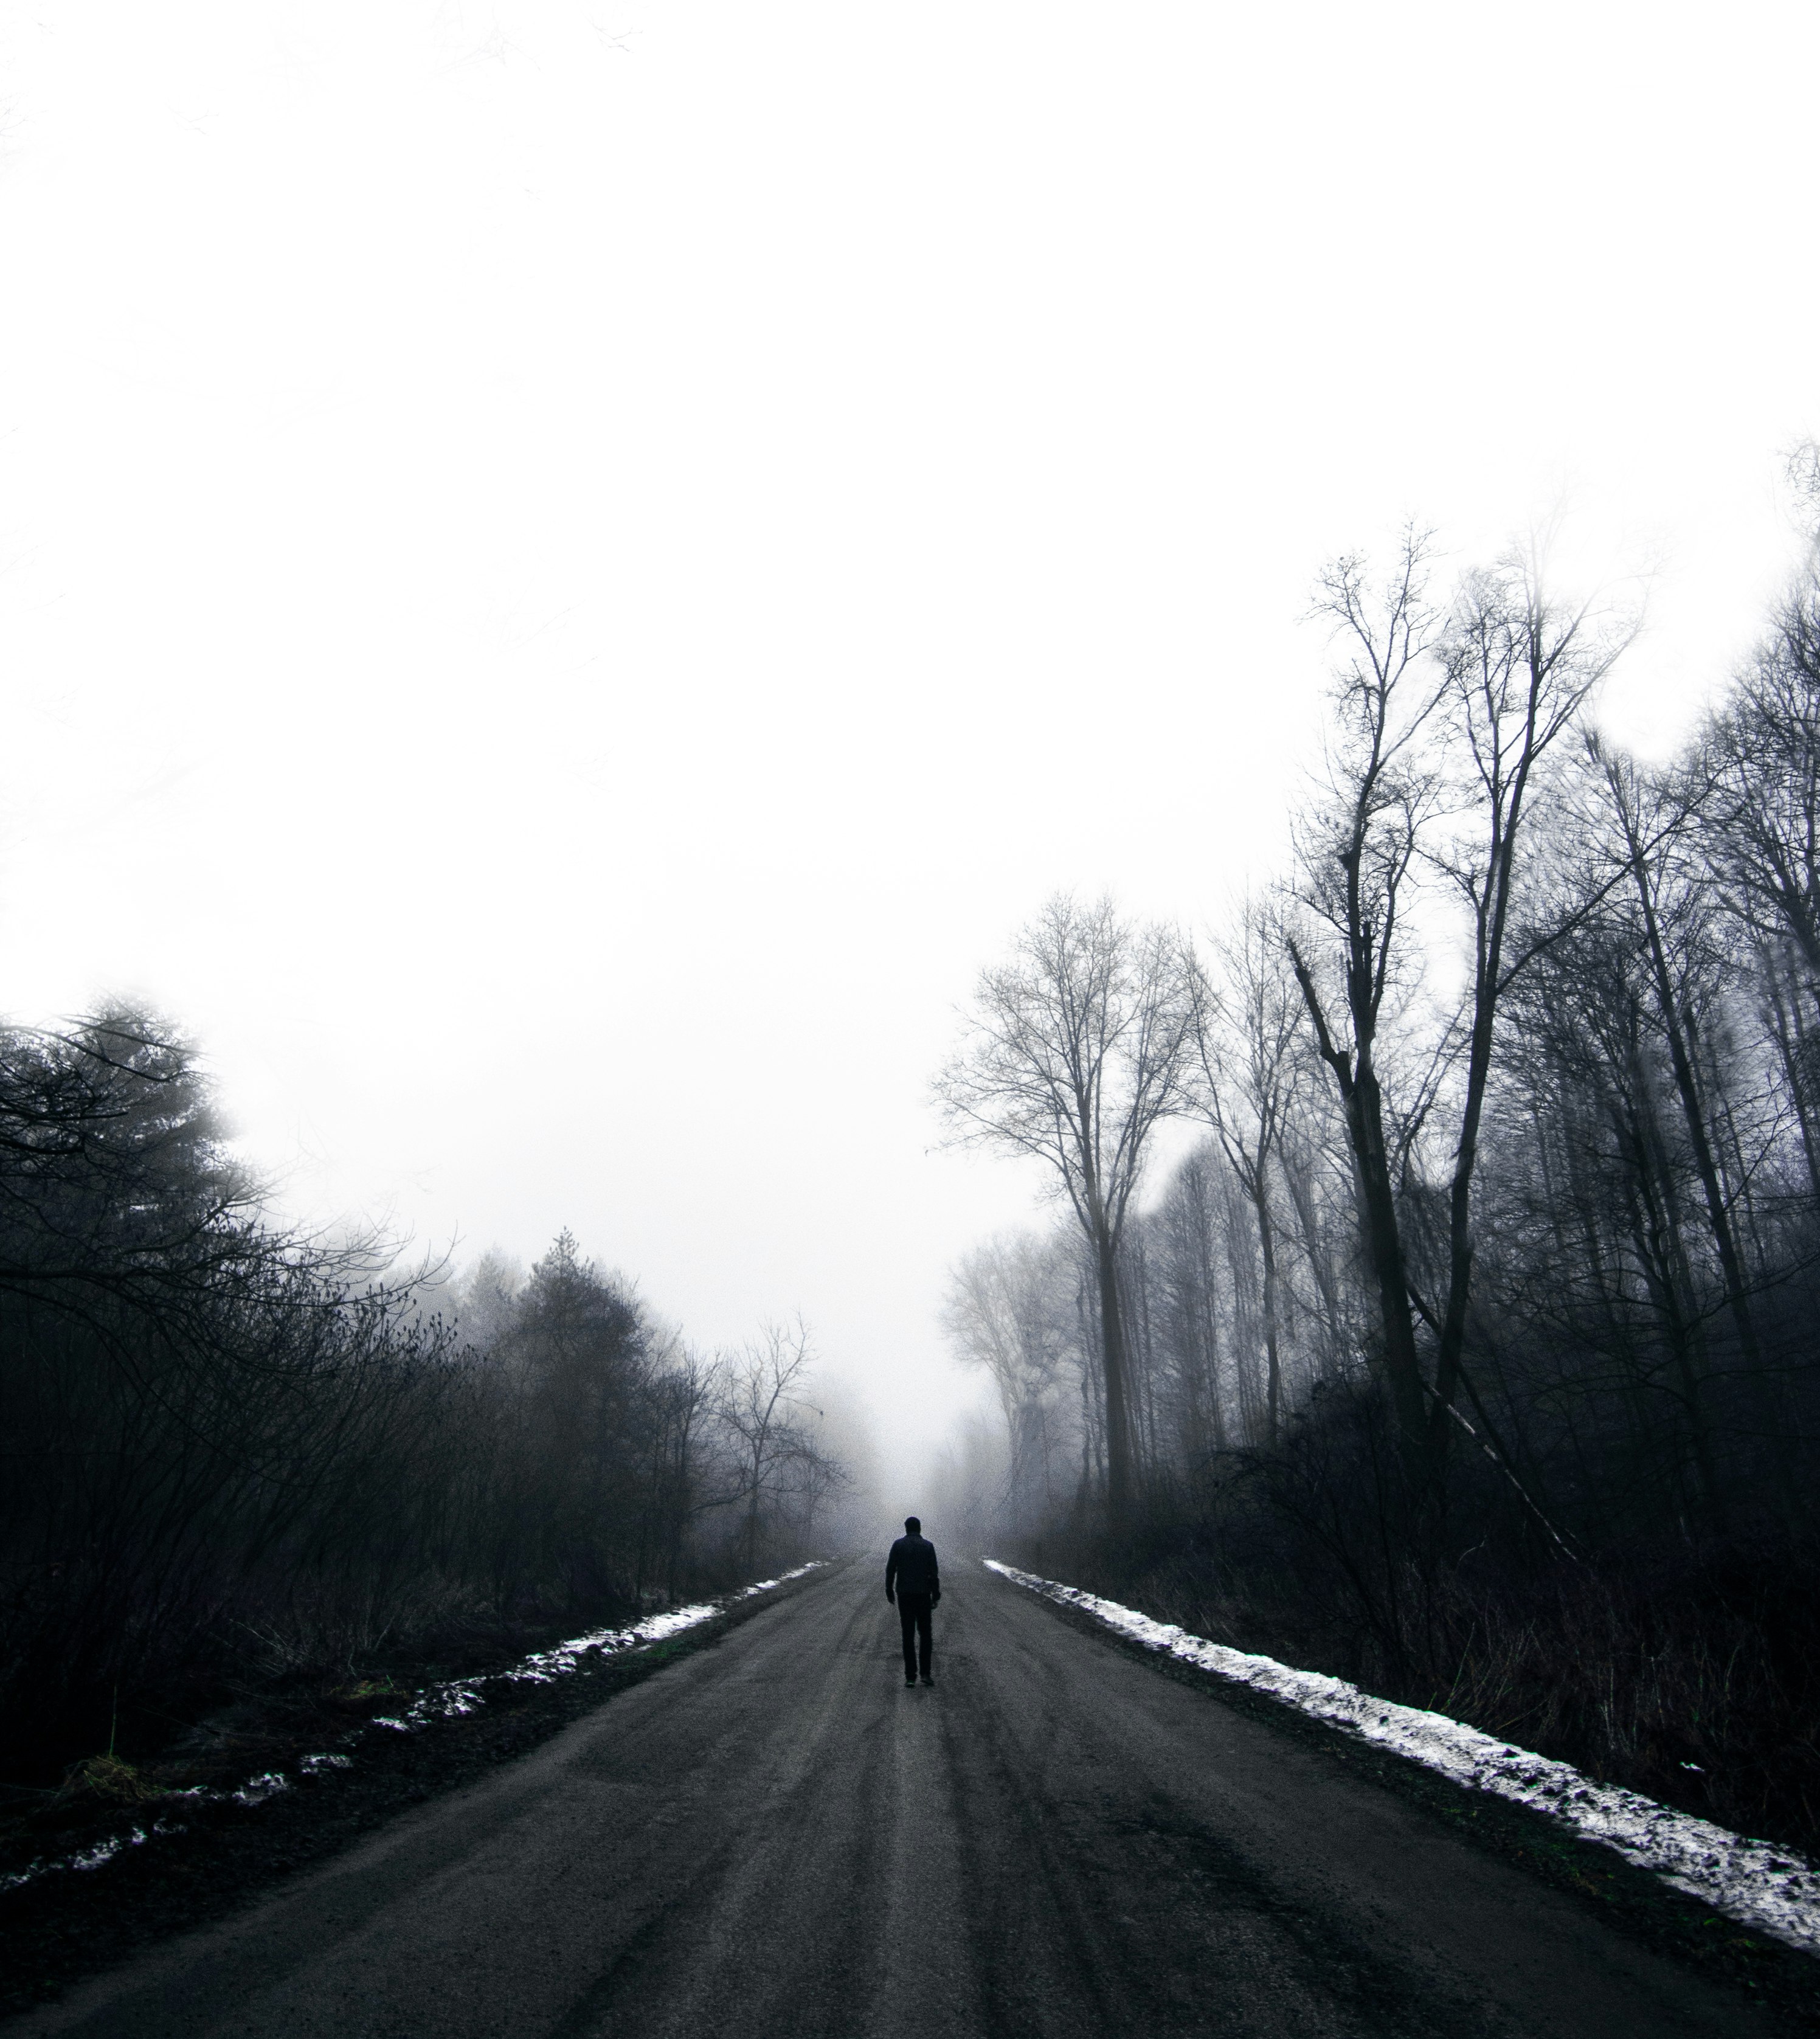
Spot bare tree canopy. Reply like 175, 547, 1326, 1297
1285, 530, 1633, 1488
716, 1319, 848, 1573
935, 893, 1203, 1518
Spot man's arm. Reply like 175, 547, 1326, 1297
885, 1541, 899, 1602
929, 1544, 939, 1604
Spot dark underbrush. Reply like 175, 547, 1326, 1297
4, 1550, 773, 1813
2, 1588, 648, 1876
0, 1563, 834, 2017
1020, 1447, 1820, 1863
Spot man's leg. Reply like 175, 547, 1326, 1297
916, 1598, 932, 1681
898, 1596, 919, 1684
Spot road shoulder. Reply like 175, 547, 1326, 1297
998, 1562, 1820, 2033
0, 1562, 844, 2021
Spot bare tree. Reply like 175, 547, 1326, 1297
1288, 531, 1628, 1486
1701, 479, 1820, 997
941, 1233, 1071, 1529
1140, 1150, 1231, 1463
935, 894, 1203, 1519
1421, 549, 1634, 1470
1586, 738, 1763, 1375
644, 1343, 725, 1599
1284, 531, 1449, 1471
1193, 897, 1303, 1444
716, 1318, 832, 1572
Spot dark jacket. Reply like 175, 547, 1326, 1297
885, 1533, 940, 1601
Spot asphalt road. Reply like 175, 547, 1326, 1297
4, 1559, 1786, 2038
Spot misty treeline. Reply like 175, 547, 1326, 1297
938, 455, 1820, 1848
0, 1021, 845, 1766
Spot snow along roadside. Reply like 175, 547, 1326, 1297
984, 1557, 1820, 1955
1, 1563, 825, 1895
365, 1564, 823, 1731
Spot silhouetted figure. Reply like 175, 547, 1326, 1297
885, 1515, 940, 1686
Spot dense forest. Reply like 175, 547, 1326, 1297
0, 1026, 845, 1780
937, 454, 1820, 1855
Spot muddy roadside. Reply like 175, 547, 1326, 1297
0, 1562, 839, 2018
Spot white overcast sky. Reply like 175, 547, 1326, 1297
2, 2, 1817, 1477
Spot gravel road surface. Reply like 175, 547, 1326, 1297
4, 1559, 1790, 2037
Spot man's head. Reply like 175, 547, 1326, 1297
904, 1516, 921, 1534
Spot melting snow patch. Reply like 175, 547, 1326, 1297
984, 1557, 1820, 1955
504, 1616, 707, 1685
368, 1683, 489, 1731
229, 1773, 290, 1808
70, 1829, 143, 1872
736, 1563, 822, 1599
498, 1563, 822, 1684
1, 1827, 147, 1893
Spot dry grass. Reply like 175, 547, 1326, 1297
55, 1755, 166, 1808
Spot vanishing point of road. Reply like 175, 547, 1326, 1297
4, 1561, 1777, 2038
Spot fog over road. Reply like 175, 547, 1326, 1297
7, 1562, 1773, 2038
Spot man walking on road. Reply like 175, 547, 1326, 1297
885, 1515, 939, 1686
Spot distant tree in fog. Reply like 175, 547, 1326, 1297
450, 1251, 525, 1351
941, 1233, 1073, 1529
935, 893, 1203, 1520
716, 1319, 845, 1571
489, 1233, 655, 1605
645, 1346, 726, 1598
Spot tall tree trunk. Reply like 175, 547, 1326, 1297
1282, 1147, 1343, 1360
1095, 1228, 1137, 1515
1251, 1162, 1282, 1448
1195, 1182, 1229, 1452
1622, 1093, 1726, 1530
1345, 1061, 1429, 1468
1628, 845, 1762, 1371
1762, 951, 1820, 1202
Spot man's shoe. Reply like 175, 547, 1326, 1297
905, 1677, 917, 1687
919, 1674, 934, 1686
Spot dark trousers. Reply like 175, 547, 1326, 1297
898, 1592, 933, 1681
